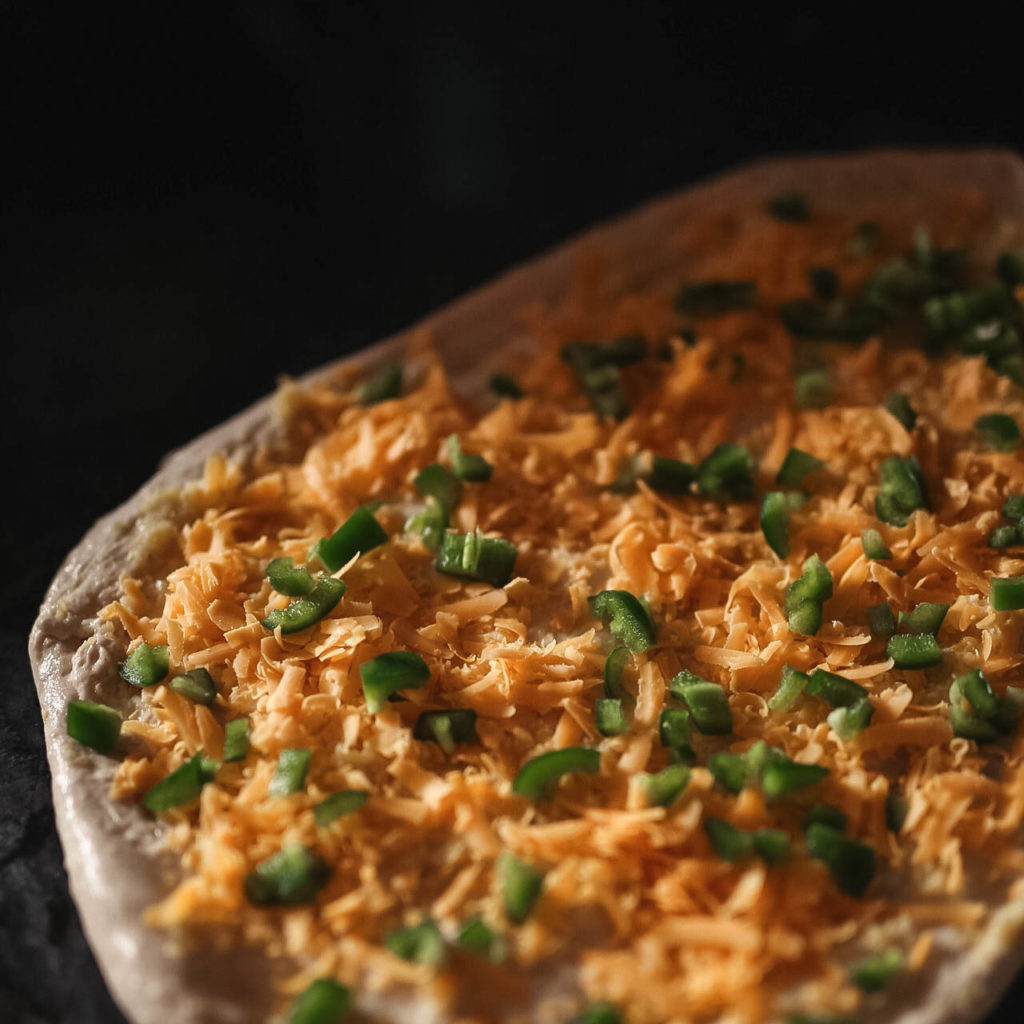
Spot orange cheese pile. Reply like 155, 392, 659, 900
101, 186, 1024, 1023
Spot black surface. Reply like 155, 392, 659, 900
4, 3, 1024, 1021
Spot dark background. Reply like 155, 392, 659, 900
3, 3, 1024, 1021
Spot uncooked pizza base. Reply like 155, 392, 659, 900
29, 149, 1024, 1024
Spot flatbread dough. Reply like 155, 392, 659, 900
29, 149, 1024, 1024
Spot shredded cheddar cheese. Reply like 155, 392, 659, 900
97, 185, 1024, 1024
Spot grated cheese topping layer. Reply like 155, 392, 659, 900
98, 186, 1024, 1024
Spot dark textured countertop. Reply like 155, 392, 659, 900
5, 4, 1024, 1021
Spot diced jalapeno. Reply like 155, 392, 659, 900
266, 556, 316, 596
976, 413, 1021, 452
118, 641, 169, 688
883, 392, 917, 431
803, 804, 848, 832
360, 651, 430, 713
499, 852, 544, 922
794, 369, 831, 409
897, 602, 948, 635
767, 665, 810, 711
992, 576, 1024, 611
603, 646, 630, 700
143, 752, 219, 814
490, 372, 523, 398
827, 698, 875, 740
436, 529, 517, 587
776, 447, 824, 487
709, 751, 748, 794
170, 667, 218, 706
637, 764, 690, 807
875, 456, 928, 526
512, 747, 601, 799
413, 709, 479, 752
806, 823, 875, 897
314, 789, 369, 827
675, 280, 757, 314
850, 948, 904, 992
288, 979, 350, 1024
760, 491, 791, 558
67, 700, 122, 755
262, 576, 347, 634
868, 603, 896, 638
415, 463, 462, 514
696, 443, 755, 500
245, 844, 330, 906
767, 191, 809, 222
595, 698, 628, 737
886, 633, 942, 669
588, 590, 656, 653
447, 434, 493, 482
309, 508, 388, 572
385, 919, 445, 966
807, 668, 869, 708
860, 528, 892, 560
761, 760, 829, 798
269, 748, 311, 797
456, 915, 506, 963
785, 554, 833, 636
670, 671, 733, 734
356, 362, 402, 405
